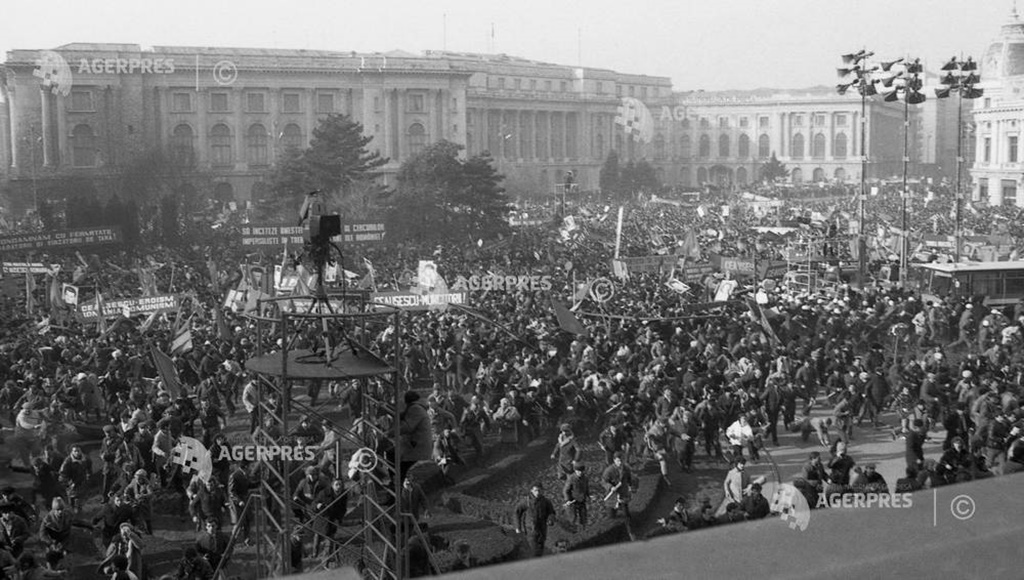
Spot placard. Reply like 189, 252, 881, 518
0, 227, 122, 253
79, 294, 179, 320
370, 291, 468, 311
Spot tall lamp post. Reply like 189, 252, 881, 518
935, 56, 983, 263
881, 57, 926, 287
837, 50, 884, 285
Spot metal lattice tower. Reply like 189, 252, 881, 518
215, 285, 433, 579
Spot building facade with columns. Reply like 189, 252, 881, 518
0, 44, 675, 212
972, 8, 1024, 207
0, 44, 473, 213
655, 88, 952, 190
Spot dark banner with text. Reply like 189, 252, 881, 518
0, 227, 122, 253
241, 222, 386, 248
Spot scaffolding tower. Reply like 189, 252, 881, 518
218, 283, 437, 579
783, 231, 848, 296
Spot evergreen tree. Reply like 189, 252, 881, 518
758, 152, 789, 183
599, 151, 621, 195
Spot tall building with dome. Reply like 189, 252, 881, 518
972, 5, 1024, 206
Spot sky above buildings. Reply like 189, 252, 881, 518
0, 0, 1015, 91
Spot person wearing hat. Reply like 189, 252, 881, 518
11, 401, 45, 470
399, 391, 433, 483
550, 424, 582, 481
740, 482, 770, 520
562, 461, 590, 529
124, 469, 154, 534
514, 482, 557, 557
861, 463, 888, 494
59, 445, 93, 512
100, 425, 125, 502
292, 466, 328, 524
601, 453, 637, 521
39, 497, 73, 553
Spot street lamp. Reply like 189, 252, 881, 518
880, 57, 927, 287
935, 56, 983, 263
837, 49, 886, 285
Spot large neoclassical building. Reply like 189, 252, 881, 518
972, 7, 1024, 206
0, 41, 968, 213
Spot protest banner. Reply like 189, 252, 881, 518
1, 262, 59, 275
370, 291, 468, 311
614, 255, 680, 275
241, 221, 387, 248
0, 227, 122, 253
79, 294, 180, 321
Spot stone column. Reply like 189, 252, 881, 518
40, 88, 53, 167
547, 111, 554, 161
55, 94, 67, 167
6, 86, 18, 169
233, 88, 245, 169
196, 89, 208, 167
396, 89, 406, 162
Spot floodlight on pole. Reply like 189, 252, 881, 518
836, 49, 881, 286
880, 57, 927, 287
934, 56, 984, 263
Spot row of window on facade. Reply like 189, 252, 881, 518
683, 165, 845, 186
67, 88, 442, 115
653, 132, 849, 160
62, 121, 430, 168
980, 135, 1021, 163
681, 113, 848, 131
975, 178, 1019, 206
486, 77, 666, 99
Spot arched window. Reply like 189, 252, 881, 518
71, 124, 96, 167
758, 134, 770, 159
247, 124, 268, 165
738, 134, 750, 158
697, 166, 708, 184
679, 135, 691, 158
698, 135, 710, 158
654, 134, 666, 160
791, 167, 803, 183
736, 167, 748, 185
834, 168, 847, 181
813, 167, 825, 182
210, 124, 232, 166
834, 133, 848, 159
812, 133, 826, 159
407, 123, 427, 158
680, 167, 691, 186
718, 134, 730, 157
281, 123, 303, 150
170, 124, 194, 167
791, 134, 805, 159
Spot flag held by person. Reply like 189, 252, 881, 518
151, 347, 182, 398
746, 298, 780, 347
171, 315, 193, 355
679, 230, 701, 261
552, 298, 589, 336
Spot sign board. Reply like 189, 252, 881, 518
756, 260, 790, 280
370, 291, 468, 311
614, 255, 679, 275
0, 227, 122, 253
79, 294, 179, 321
241, 222, 386, 248
241, 224, 304, 247
716, 255, 756, 277
2, 262, 58, 275
681, 264, 715, 282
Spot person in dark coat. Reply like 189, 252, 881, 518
562, 462, 590, 529
741, 482, 771, 519
399, 391, 433, 483
905, 419, 927, 471
194, 518, 229, 571
312, 478, 348, 558
515, 482, 556, 557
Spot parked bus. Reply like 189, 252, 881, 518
915, 261, 1024, 306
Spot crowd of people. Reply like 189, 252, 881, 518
1, 180, 1023, 578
